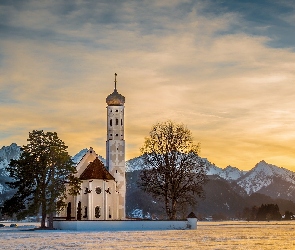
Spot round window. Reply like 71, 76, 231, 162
95, 187, 102, 194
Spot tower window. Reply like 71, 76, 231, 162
110, 119, 112, 126
110, 134, 112, 136
121, 119, 123, 125
95, 187, 102, 194
116, 118, 119, 125
116, 134, 118, 136
116, 110, 118, 112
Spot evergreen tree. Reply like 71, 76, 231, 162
138, 121, 207, 220
2, 130, 81, 228
256, 204, 281, 221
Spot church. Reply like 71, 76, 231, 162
59, 74, 126, 220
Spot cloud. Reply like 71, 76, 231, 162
1, 0, 295, 170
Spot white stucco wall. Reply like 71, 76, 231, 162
53, 219, 197, 231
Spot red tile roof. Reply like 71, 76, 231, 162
80, 158, 115, 180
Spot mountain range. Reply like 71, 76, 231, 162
1, 143, 295, 218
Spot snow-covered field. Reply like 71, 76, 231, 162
1, 221, 295, 249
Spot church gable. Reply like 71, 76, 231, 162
80, 158, 115, 180
76, 147, 98, 176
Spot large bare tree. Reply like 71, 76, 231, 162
138, 121, 207, 220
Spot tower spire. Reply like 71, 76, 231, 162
114, 73, 117, 90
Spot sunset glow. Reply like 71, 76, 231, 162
1, 1, 295, 171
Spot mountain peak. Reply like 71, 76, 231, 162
237, 160, 295, 195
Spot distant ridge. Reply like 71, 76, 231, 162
2, 144, 295, 217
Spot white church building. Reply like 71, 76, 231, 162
54, 75, 198, 230
59, 74, 126, 221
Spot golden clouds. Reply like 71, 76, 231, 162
1, 0, 295, 171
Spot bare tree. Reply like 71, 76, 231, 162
138, 121, 207, 220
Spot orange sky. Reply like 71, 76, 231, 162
1, 1, 295, 171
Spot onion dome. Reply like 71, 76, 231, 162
106, 89, 125, 106
106, 73, 125, 106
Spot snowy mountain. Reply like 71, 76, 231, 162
221, 166, 248, 181
1, 143, 295, 204
204, 160, 247, 181
237, 160, 295, 195
125, 156, 144, 172
0, 143, 21, 170
0, 143, 21, 194
72, 148, 106, 166
126, 156, 247, 181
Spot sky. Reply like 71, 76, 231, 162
1, 0, 295, 171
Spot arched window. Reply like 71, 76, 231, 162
77, 201, 82, 221
83, 206, 87, 219
95, 206, 101, 218
116, 118, 119, 125
66, 202, 71, 220
110, 119, 112, 126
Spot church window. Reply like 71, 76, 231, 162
105, 187, 111, 194
66, 202, 71, 221
95, 187, 102, 194
110, 119, 112, 126
77, 201, 82, 221
84, 187, 91, 194
116, 118, 119, 125
110, 134, 112, 136
116, 134, 118, 137
95, 206, 101, 218
116, 110, 118, 112
83, 206, 88, 219
116, 170, 117, 173
121, 119, 123, 125
109, 206, 112, 219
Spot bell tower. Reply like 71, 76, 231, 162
106, 73, 126, 219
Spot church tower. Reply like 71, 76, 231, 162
106, 73, 126, 219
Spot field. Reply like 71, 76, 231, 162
0, 221, 295, 249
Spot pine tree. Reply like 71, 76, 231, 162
2, 130, 81, 228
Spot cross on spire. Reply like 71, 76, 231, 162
114, 73, 117, 90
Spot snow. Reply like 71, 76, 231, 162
220, 166, 247, 181
130, 209, 143, 219
0, 143, 21, 194
72, 148, 88, 164
237, 160, 295, 194
0, 221, 295, 249
72, 149, 106, 165
2, 143, 295, 199
125, 156, 145, 172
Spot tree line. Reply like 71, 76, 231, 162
242, 204, 294, 221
